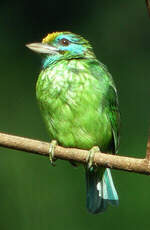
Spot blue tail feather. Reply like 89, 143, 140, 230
104, 168, 119, 206
86, 168, 118, 214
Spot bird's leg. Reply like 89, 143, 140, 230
86, 146, 100, 171
49, 140, 57, 166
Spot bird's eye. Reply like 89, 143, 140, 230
59, 38, 70, 46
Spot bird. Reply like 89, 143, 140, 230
26, 31, 120, 214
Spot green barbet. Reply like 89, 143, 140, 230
26, 31, 120, 214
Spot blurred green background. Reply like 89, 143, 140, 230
0, 0, 150, 229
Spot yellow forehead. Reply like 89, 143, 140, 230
42, 32, 61, 43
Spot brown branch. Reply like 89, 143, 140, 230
146, 0, 150, 17
0, 132, 150, 175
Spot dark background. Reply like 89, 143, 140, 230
0, 0, 150, 229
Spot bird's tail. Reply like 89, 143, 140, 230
85, 168, 119, 214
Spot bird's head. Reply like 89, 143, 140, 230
26, 32, 95, 68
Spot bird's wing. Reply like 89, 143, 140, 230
105, 84, 120, 153
88, 59, 120, 153
96, 62, 120, 153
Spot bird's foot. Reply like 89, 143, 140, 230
49, 140, 57, 166
86, 146, 99, 171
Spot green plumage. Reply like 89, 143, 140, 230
36, 59, 119, 152
27, 31, 120, 214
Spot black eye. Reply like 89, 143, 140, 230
59, 38, 70, 46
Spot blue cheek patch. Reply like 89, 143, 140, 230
60, 44, 85, 55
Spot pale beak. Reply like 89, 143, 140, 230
26, 43, 58, 55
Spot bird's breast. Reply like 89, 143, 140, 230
36, 59, 95, 107
36, 59, 112, 149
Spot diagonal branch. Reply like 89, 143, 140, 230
0, 131, 150, 175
